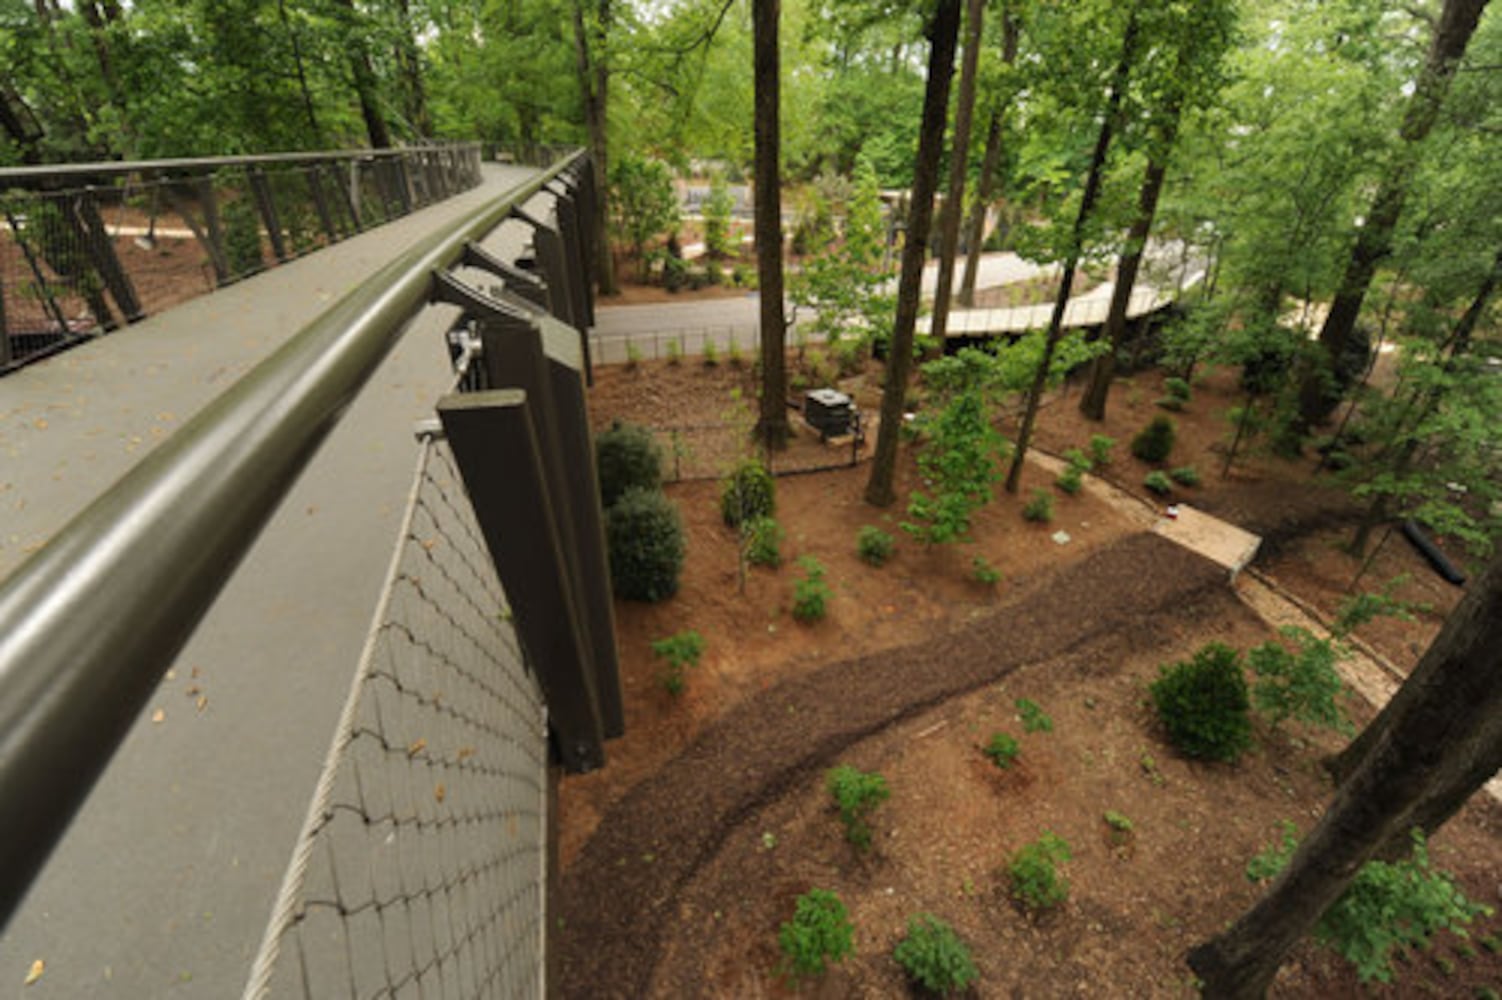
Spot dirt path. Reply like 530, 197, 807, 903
555, 534, 1227, 998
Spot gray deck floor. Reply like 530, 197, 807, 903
0, 163, 543, 998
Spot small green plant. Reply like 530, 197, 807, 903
605, 487, 686, 602
892, 914, 978, 996
1062, 447, 1093, 472
1056, 465, 1084, 495
826, 764, 889, 850
857, 525, 895, 566
625, 341, 642, 367
1247, 824, 1492, 983
726, 331, 744, 367
1150, 642, 1253, 762
792, 555, 832, 623
721, 458, 776, 527
651, 629, 705, 695
595, 421, 662, 507
971, 555, 1002, 585
1164, 376, 1192, 402
1169, 465, 1201, 487
744, 515, 783, 568
1144, 470, 1174, 495
1016, 698, 1053, 734
1022, 488, 1054, 523
984, 732, 1020, 769
702, 339, 719, 366
1132, 416, 1177, 464
1089, 434, 1116, 467
1008, 832, 1073, 912
1104, 810, 1134, 835
777, 888, 854, 980
666, 336, 683, 365
1247, 627, 1351, 733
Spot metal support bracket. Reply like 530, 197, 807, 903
459, 241, 550, 311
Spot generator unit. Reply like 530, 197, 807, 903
803, 388, 855, 440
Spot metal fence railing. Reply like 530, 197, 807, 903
646, 419, 868, 482
590, 324, 762, 366
0, 144, 487, 372
244, 437, 548, 999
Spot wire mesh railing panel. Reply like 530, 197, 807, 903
245, 438, 548, 1000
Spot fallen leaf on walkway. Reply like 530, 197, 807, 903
185, 684, 200, 697
151, 708, 165, 724
33, 419, 47, 430
434, 784, 446, 803
24, 959, 44, 985
196, 696, 208, 713
407, 738, 426, 758
456, 746, 475, 762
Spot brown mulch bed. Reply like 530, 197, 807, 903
555, 534, 1228, 998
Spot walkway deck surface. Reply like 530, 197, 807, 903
0, 163, 543, 997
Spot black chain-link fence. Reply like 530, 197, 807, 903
244, 437, 548, 999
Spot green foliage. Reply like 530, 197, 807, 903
721, 459, 775, 527
1008, 833, 1073, 913
651, 630, 705, 696
1062, 447, 1093, 473
610, 154, 680, 273
971, 556, 1002, 586
1248, 825, 1492, 983
1016, 698, 1053, 734
1144, 470, 1174, 496
1169, 465, 1201, 487
701, 337, 718, 365
605, 487, 685, 603
921, 333, 1108, 407
1104, 811, 1133, 834
1333, 576, 1426, 635
903, 391, 1006, 545
857, 525, 895, 566
1164, 376, 1193, 402
792, 556, 832, 623
625, 341, 642, 367
778, 888, 854, 980
826, 764, 889, 850
1132, 416, 1177, 464
1247, 627, 1350, 734
744, 516, 782, 568
666, 336, 683, 365
1150, 643, 1253, 762
892, 914, 978, 996
595, 422, 662, 508
703, 172, 735, 259
1056, 465, 1084, 495
1022, 489, 1054, 523
221, 196, 264, 277
787, 156, 892, 348
1089, 434, 1117, 468
984, 732, 1020, 769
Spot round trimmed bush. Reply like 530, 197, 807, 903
1131, 416, 1177, 464
721, 458, 775, 527
595, 422, 662, 508
605, 487, 685, 602
1150, 642, 1253, 762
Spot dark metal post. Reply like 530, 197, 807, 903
394, 157, 414, 214
548, 180, 593, 331
75, 190, 142, 322
193, 177, 230, 286
304, 166, 338, 242
326, 162, 360, 234
247, 168, 288, 262
436, 388, 609, 773
5, 209, 73, 337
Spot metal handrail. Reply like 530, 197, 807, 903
0, 148, 587, 931
0, 143, 483, 186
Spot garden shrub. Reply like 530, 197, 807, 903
1247, 824, 1491, 983
605, 487, 685, 602
792, 555, 832, 623
857, 525, 895, 566
745, 515, 783, 567
721, 458, 775, 527
1089, 433, 1116, 467
1247, 627, 1350, 733
1008, 832, 1072, 912
778, 888, 854, 980
971, 556, 1002, 585
826, 764, 889, 850
1062, 447, 1093, 472
1056, 465, 1084, 495
1169, 465, 1201, 487
1164, 376, 1192, 403
702, 338, 719, 365
1131, 416, 1177, 464
1022, 488, 1053, 523
651, 629, 704, 696
1144, 470, 1174, 495
1104, 811, 1133, 835
1016, 698, 1053, 734
984, 732, 1020, 769
595, 422, 662, 507
893, 914, 978, 996
1150, 642, 1253, 761
666, 337, 683, 365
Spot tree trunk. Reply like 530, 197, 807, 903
1078, 120, 1175, 421
752, 0, 788, 448
1004, 10, 1138, 494
276, 0, 324, 145
1191, 551, 1502, 997
332, 0, 392, 148
396, 0, 434, 138
863, 0, 963, 507
958, 10, 1019, 309
1298, 0, 1488, 428
928, 0, 985, 343
571, 0, 617, 295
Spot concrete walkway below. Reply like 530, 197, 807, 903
0, 163, 544, 997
